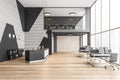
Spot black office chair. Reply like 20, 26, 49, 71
7, 50, 13, 60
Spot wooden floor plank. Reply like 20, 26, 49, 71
0, 52, 120, 80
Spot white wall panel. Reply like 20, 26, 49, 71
57, 36, 79, 52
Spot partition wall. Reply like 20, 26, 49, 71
91, 0, 120, 64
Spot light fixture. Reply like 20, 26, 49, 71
12, 34, 15, 38
69, 12, 76, 16
44, 12, 51, 16
8, 33, 11, 38
16, 35, 18, 39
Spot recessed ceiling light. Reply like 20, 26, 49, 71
69, 12, 76, 16
44, 12, 51, 16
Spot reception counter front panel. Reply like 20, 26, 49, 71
25, 48, 49, 63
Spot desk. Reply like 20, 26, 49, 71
25, 48, 49, 63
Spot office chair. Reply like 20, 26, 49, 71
89, 47, 110, 67
104, 53, 119, 71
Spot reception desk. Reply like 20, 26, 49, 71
25, 48, 49, 63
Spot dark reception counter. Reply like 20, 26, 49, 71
25, 48, 49, 63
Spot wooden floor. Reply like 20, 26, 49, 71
0, 52, 120, 80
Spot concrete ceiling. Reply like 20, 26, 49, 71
44, 8, 85, 17
18, 0, 96, 7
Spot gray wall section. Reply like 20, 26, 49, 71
0, 24, 18, 61
44, 17, 84, 30
87, 33, 91, 46
25, 8, 42, 32
85, 8, 91, 32
54, 35, 57, 52
79, 36, 82, 47
45, 17, 82, 25
16, 0, 25, 31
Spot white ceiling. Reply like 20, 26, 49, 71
44, 8, 85, 16
18, 0, 96, 7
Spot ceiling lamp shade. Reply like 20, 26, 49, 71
69, 12, 76, 16
44, 12, 51, 16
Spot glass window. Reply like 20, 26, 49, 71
91, 4, 96, 34
110, 29, 120, 64
102, 32, 109, 49
102, 0, 109, 31
111, 0, 120, 29
90, 0, 120, 64
96, 0, 101, 33
83, 34, 87, 46
91, 35, 95, 48
95, 33, 101, 48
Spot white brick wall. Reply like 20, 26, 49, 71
0, 0, 25, 48
25, 10, 47, 50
